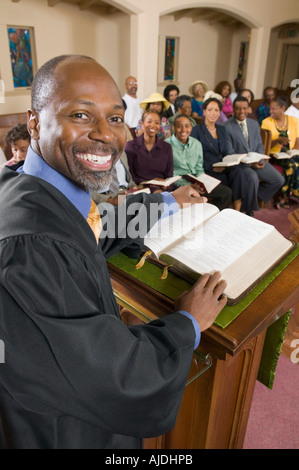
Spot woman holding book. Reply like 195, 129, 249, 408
261, 96, 299, 208
190, 97, 249, 213
126, 109, 174, 189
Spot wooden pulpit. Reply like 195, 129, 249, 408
108, 251, 299, 449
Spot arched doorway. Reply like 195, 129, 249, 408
157, 6, 259, 96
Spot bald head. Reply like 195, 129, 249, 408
31, 55, 97, 112
125, 76, 138, 97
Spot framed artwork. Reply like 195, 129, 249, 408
7, 26, 36, 88
158, 35, 179, 85
164, 37, 176, 81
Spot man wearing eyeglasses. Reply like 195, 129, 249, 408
122, 75, 143, 128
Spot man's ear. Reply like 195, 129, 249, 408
27, 109, 40, 140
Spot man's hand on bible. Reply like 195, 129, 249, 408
175, 272, 227, 332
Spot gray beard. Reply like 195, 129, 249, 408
74, 160, 113, 192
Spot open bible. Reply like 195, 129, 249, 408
141, 203, 294, 304
213, 152, 270, 167
183, 174, 221, 193
141, 176, 181, 188
272, 149, 299, 159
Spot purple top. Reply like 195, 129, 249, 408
125, 134, 173, 185
222, 97, 233, 117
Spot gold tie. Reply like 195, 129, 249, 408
87, 199, 102, 243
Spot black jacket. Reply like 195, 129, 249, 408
0, 165, 195, 449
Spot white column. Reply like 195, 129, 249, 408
129, 10, 160, 100
245, 25, 271, 98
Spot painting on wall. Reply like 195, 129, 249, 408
7, 26, 35, 88
164, 37, 177, 81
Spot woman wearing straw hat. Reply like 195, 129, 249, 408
189, 80, 208, 121
135, 92, 171, 139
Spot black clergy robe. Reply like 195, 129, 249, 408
0, 164, 195, 449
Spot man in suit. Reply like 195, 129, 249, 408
225, 96, 284, 214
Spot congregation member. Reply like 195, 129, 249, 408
135, 92, 171, 139
168, 94, 197, 133
261, 96, 299, 208
166, 114, 232, 210
255, 86, 276, 125
214, 81, 233, 118
0, 123, 30, 171
122, 75, 142, 128
240, 88, 258, 121
225, 96, 284, 214
229, 77, 244, 104
191, 97, 248, 213
0, 54, 227, 449
204, 91, 228, 125
163, 84, 180, 118
126, 109, 173, 186
189, 80, 208, 120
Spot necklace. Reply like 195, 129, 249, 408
206, 125, 217, 135
275, 115, 288, 132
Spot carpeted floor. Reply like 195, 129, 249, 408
243, 195, 299, 449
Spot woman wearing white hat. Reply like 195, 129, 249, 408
135, 92, 171, 139
188, 80, 208, 121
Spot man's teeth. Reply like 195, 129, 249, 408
76, 153, 112, 163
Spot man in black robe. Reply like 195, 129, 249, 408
0, 55, 227, 449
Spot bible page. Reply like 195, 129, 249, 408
144, 203, 219, 258
163, 209, 276, 273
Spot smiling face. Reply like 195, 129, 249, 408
270, 100, 285, 119
28, 58, 126, 192
142, 112, 161, 138
173, 116, 192, 144
203, 100, 221, 124
193, 83, 205, 99
234, 100, 249, 121
178, 100, 192, 116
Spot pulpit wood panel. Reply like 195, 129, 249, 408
109, 254, 299, 448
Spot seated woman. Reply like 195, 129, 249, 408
165, 114, 232, 211
214, 81, 233, 118
188, 80, 208, 121
240, 88, 258, 121
190, 97, 249, 213
135, 92, 171, 139
261, 96, 299, 208
126, 109, 173, 189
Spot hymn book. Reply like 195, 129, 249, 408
272, 149, 299, 159
142, 204, 294, 304
213, 152, 270, 168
